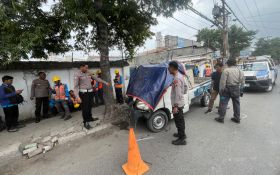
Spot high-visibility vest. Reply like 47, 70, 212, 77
91, 80, 99, 91
205, 68, 212, 77
114, 75, 123, 89
98, 82, 103, 89
54, 84, 66, 100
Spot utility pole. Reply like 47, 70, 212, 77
221, 0, 229, 62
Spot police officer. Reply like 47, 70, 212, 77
215, 59, 245, 124
168, 61, 187, 146
74, 64, 109, 130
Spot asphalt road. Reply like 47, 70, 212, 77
1, 77, 280, 175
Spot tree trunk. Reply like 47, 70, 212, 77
95, 0, 116, 120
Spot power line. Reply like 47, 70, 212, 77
224, 1, 248, 31
186, 5, 222, 28
245, 11, 280, 18
170, 17, 199, 31
252, 0, 269, 37
181, 11, 212, 27
243, 0, 262, 33
230, 0, 248, 23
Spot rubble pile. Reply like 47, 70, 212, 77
19, 136, 58, 158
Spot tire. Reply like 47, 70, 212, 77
146, 110, 168, 133
200, 93, 210, 107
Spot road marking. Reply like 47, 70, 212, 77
137, 137, 154, 142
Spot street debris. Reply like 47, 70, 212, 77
20, 135, 59, 159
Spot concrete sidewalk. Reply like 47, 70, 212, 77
0, 105, 112, 160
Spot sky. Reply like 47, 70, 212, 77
42, 0, 280, 58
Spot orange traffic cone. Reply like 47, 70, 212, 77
122, 128, 150, 175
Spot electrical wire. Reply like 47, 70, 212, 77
170, 17, 199, 31
243, 0, 262, 34
252, 0, 269, 37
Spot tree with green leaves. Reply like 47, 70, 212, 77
197, 25, 256, 59
0, 0, 71, 64
0, 0, 191, 118
253, 37, 280, 59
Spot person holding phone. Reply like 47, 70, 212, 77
0, 75, 23, 132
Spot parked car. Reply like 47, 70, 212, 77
242, 59, 277, 91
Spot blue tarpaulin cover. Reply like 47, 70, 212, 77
126, 63, 174, 110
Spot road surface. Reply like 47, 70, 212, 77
1, 77, 280, 175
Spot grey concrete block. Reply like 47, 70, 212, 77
23, 146, 38, 155
27, 146, 43, 158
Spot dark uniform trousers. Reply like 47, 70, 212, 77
98, 89, 104, 105
218, 85, 241, 120
115, 88, 124, 104
35, 97, 49, 118
173, 107, 186, 139
79, 92, 94, 123
3, 105, 19, 129
93, 91, 99, 106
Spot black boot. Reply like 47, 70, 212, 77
172, 138, 187, 145
35, 117, 40, 123
231, 118, 240, 124
215, 117, 224, 123
205, 109, 212, 114
173, 133, 187, 139
84, 122, 92, 130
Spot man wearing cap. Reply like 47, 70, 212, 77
30, 72, 51, 123
74, 64, 109, 130
114, 69, 124, 104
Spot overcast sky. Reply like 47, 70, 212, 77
44, 0, 280, 57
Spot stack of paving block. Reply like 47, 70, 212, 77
19, 135, 59, 158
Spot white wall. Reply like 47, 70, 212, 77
0, 66, 129, 121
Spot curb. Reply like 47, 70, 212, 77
0, 123, 112, 160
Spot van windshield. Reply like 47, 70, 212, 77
243, 62, 268, 71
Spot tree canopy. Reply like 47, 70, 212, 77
0, 0, 71, 64
196, 25, 256, 59
253, 37, 280, 59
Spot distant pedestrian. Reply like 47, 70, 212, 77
205, 63, 223, 114
193, 64, 200, 77
0, 76, 24, 132
215, 59, 245, 124
114, 69, 124, 104
74, 64, 109, 130
204, 64, 212, 77
52, 76, 72, 120
168, 61, 187, 146
30, 72, 51, 123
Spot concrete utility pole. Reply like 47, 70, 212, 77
221, 0, 229, 61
